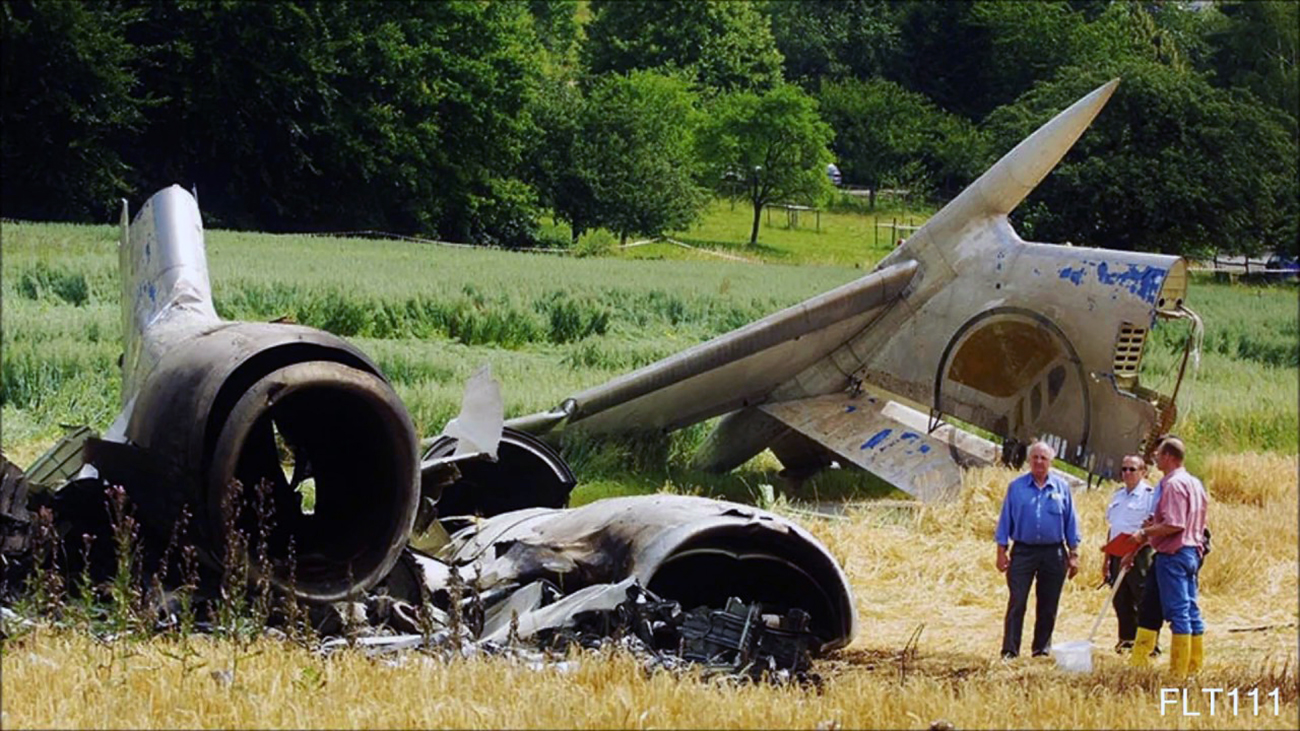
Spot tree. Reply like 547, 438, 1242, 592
963, 1, 1091, 111
531, 71, 707, 244
885, 0, 990, 119
528, 0, 582, 75
1, 0, 143, 221
885, 0, 1221, 121
698, 84, 834, 245
577, 71, 707, 243
817, 78, 988, 206
528, 74, 597, 242
121, 1, 544, 244
123, 1, 340, 230
764, 0, 901, 88
984, 60, 1298, 258
1208, 0, 1298, 122
302, 1, 545, 245
529, 0, 580, 60
886, 0, 1125, 121
583, 0, 784, 93
1073, 0, 1218, 74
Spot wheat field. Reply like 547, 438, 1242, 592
3, 456, 1296, 730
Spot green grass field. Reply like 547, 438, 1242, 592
663, 197, 934, 266
2, 202, 1296, 500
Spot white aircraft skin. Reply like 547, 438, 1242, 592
510, 79, 1194, 501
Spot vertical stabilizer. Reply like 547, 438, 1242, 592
119, 185, 220, 405
899, 79, 1119, 249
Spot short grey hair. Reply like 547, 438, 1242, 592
1028, 440, 1056, 460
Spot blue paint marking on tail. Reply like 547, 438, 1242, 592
861, 429, 892, 450
1058, 266, 1085, 285
1095, 262, 1165, 305
919, 444, 932, 454
1057, 261, 1166, 304
845, 405, 857, 413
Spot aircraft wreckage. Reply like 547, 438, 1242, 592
513, 78, 1199, 501
0, 79, 1198, 674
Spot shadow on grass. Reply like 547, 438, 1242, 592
561, 429, 903, 508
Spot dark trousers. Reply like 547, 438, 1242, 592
1002, 543, 1067, 657
1138, 554, 1164, 631
1108, 546, 1154, 643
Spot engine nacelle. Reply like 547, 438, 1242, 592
89, 186, 418, 603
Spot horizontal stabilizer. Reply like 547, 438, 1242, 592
760, 394, 966, 502
760, 393, 1085, 501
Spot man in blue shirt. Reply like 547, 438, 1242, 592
995, 440, 1081, 658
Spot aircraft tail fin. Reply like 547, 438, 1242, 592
890, 78, 1118, 256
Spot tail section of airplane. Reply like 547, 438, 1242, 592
93, 186, 421, 602
513, 78, 1197, 500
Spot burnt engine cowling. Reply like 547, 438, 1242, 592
88, 185, 419, 604
98, 324, 420, 604
438, 494, 858, 652
422, 426, 576, 520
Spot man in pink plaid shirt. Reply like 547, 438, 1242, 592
1129, 437, 1209, 679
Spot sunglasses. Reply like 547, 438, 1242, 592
1121, 467, 1142, 472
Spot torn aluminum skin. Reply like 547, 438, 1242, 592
429, 494, 857, 653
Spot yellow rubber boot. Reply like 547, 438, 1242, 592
1188, 634, 1204, 675
1169, 633, 1191, 679
1129, 627, 1158, 668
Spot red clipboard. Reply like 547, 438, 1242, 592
1102, 532, 1142, 557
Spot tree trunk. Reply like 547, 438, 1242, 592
749, 200, 762, 245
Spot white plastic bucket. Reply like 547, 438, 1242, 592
1051, 640, 1093, 673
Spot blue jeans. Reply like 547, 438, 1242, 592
1154, 547, 1204, 635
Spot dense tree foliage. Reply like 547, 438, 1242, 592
1, 0, 1294, 258
697, 85, 833, 245
532, 71, 706, 243
1, 0, 143, 221
583, 0, 783, 92
576, 72, 707, 243
123, 1, 340, 229
766, 0, 900, 87
528, 74, 595, 243
3, 0, 544, 245
817, 77, 988, 204
884, 0, 991, 120
1209, 0, 1298, 121
987, 60, 1298, 257
529, 0, 581, 62
308, 1, 544, 246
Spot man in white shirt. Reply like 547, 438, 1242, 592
1103, 454, 1157, 652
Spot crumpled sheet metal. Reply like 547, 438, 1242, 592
437, 494, 857, 652
480, 577, 635, 644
